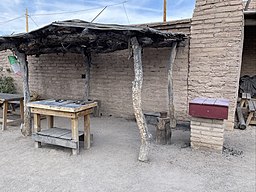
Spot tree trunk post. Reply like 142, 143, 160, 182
82, 49, 91, 101
15, 50, 31, 136
131, 37, 151, 162
168, 42, 177, 130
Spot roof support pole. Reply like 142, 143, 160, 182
82, 49, 91, 101
131, 37, 151, 162
15, 50, 31, 136
168, 42, 177, 131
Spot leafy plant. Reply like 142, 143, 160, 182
0, 76, 16, 93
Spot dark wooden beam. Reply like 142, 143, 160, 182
131, 37, 151, 162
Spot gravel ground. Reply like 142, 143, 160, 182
0, 116, 255, 192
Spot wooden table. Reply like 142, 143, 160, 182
27, 99, 97, 155
0, 93, 24, 131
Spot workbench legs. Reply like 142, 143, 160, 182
84, 114, 91, 150
34, 114, 42, 148
71, 118, 79, 155
47, 115, 54, 128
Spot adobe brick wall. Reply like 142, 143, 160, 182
189, 0, 244, 130
241, 26, 256, 77
0, 50, 23, 93
244, 0, 256, 10
90, 43, 189, 119
27, 53, 86, 100
0, 20, 191, 121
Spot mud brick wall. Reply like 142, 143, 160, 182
27, 53, 86, 100
190, 117, 224, 152
0, 50, 23, 93
90, 43, 189, 119
244, 0, 256, 10
241, 26, 256, 77
0, 20, 191, 121
189, 0, 244, 130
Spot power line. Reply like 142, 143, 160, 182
31, 1, 128, 17
123, 3, 130, 24
28, 15, 39, 27
0, 15, 24, 25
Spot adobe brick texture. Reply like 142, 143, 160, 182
189, 0, 244, 130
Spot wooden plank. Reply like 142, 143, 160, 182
31, 108, 75, 118
237, 107, 246, 129
248, 100, 255, 112
71, 118, 79, 155
75, 108, 93, 118
246, 112, 254, 126
84, 114, 90, 149
27, 100, 97, 113
59, 131, 84, 140
32, 134, 78, 149
1, 101, 8, 130
34, 113, 41, 148
38, 127, 70, 137
0, 93, 24, 102
246, 93, 251, 100
0, 118, 22, 124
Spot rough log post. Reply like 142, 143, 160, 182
131, 37, 151, 162
82, 49, 91, 101
15, 50, 31, 136
168, 42, 177, 129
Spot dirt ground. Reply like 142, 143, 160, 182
0, 116, 255, 192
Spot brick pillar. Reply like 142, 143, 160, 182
189, 0, 244, 130
189, 98, 229, 153
191, 117, 224, 152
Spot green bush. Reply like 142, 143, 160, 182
0, 76, 16, 93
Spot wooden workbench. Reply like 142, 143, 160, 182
0, 93, 24, 131
27, 99, 97, 155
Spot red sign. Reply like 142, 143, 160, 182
189, 98, 229, 120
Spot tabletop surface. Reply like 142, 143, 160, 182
190, 98, 229, 107
27, 99, 97, 113
0, 93, 24, 102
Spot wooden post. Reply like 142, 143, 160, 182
131, 37, 151, 162
71, 118, 79, 155
47, 116, 54, 128
168, 42, 177, 129
15, 50, 31, 136
34, 113, 41, 148
84, 114, 90, 149
82, 49, 91, 101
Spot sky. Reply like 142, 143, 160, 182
0, 0, 195, 35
